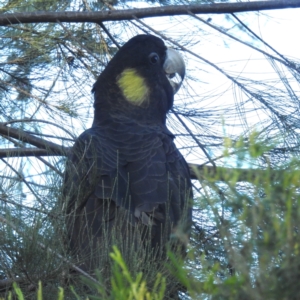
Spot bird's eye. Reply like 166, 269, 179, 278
148, 52, 159, 65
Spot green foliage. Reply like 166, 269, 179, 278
178, 132, 300, 299
109, 246, 165, 300
0, 1, 299, 300
2, 134, 300, 299
78, 246, 166, 300
3, 133, 300, 300
1, 247, 166, 300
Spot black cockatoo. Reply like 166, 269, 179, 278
63, 34, 192, 272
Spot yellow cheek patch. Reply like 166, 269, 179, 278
117, 68, 149, 106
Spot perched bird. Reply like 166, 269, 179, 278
63, 34, 192, 273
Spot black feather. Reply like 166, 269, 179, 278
63, 34, 192, 272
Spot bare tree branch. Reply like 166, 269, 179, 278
0, 122, 284, 183
190, 164, 281, 183
3, 119, 76, 140
0, 148, 67, 158
0, 123, 69, 155
0, 1, 299, 26
0, 145, 281, 183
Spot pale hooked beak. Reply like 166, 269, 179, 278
163, 48, 185, 94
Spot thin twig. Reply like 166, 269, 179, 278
172, 109, 216, 168
0, 158, 47, 210
0, 197, 59, 218
189, 11, 300, 74
98, 22, 121, 49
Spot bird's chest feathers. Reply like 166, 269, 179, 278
116, 68, 149, 106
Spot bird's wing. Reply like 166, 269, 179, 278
64, 119, 192, 217
125, 129, 192, 248
63, 122, 192, 256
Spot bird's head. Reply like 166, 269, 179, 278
93, 34, 185, 124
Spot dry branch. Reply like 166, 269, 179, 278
0, 147, 69, 158
0, 123, 69, 155
0, 1, 299, 26
190, 164, 281, 183
0, 123, 283, 182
